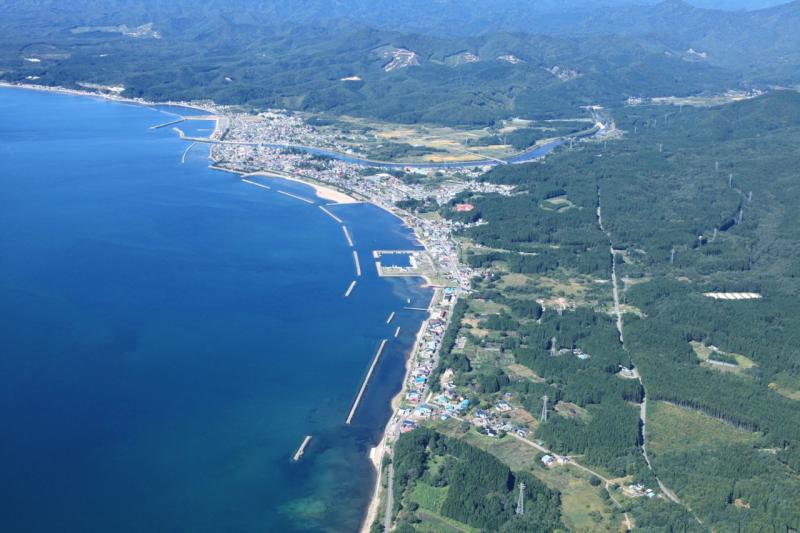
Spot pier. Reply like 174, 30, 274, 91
344, 280, 357, 298
346, 339, 388, 424
342, 226, 354, 247
292, 436, 313, 462
353, 251, 362, 277
150, 117, 186, 130
277, 190, 314, 204
386, 312, 396, 324
319, 205, 343, 224
241, 178, 271, 191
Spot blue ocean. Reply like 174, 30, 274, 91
0, 87, 432, 532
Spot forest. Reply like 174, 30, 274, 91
437, 91, 800, 530
392, 428, 562, 532
3, 1, 799, 126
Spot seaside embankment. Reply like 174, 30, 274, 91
3, 82, 447, 533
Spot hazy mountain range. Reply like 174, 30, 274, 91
1, 0, 798, 123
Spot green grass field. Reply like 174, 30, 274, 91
540, 195, 577, 212
414, 510, 478, 533
432, 421, 619, 531
769, 372, 800, 401
410, 482, 449, 514
647, 401, 763, 457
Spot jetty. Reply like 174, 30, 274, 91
346, 339, 388, 424
277, 190, 315, 204
342, 226, 354, 247
345, 280, 357, 298
150, 117, 185, 130
319, 205, 343, 224
242, 178, 271, 190
353, 251, 362, 277
386, 312, 396, 324
293, 436, 313, 462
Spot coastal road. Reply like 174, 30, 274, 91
384, 464, 395, 532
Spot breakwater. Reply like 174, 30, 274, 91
346, 340, 389, 425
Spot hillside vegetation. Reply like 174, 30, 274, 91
1, 1, 799, 125
433, 91, 800, 531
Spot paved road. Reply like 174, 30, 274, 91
384, 464, 395, 532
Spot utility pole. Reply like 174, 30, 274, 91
516, 482, 526, 515
540, 395, 549, 423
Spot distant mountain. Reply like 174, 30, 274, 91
0, 0, 797, 125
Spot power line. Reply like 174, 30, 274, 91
540, 395, 548, 423
516, 482, 526, 515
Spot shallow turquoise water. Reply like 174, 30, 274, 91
0, 87, 431, 532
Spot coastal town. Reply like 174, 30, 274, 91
193, 106, 629, 531
5, 0, 800, 530
205, 108, 524, 294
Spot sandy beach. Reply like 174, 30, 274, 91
0, 82, 216, 115
244, 171, 359, 204
360, 287, 440, 533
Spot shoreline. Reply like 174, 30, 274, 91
0, 81, 216, 115
360, 287, 440, 533
244, 171, 359, 205
210, 156, 443, 533
209, 165, 360, 206
4, 82, 448, 532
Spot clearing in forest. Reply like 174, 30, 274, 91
647, 401, 762, 457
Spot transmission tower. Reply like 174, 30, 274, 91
540, 395, 549, 423
516, 482, 526, 515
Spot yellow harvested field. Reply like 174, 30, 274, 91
423, 152, 485, 162
375, 129, 418, 139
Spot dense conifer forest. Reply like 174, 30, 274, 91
431, 91, 800, 531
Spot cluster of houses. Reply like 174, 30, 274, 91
470, 395, 531, 439
396, 296, 458, 432
430, 371, 471, 419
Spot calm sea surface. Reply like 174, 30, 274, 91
0, 87, 431, 532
